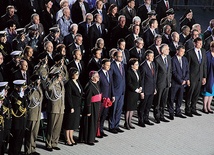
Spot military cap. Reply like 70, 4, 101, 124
49, 27, 60, 33
0, 31, 6, 37
10, 50, 22, 57
16, 28, 26, 35
147, 10, 157, 16
30, 74, 40, 82
166, 8, 174, 15
0, 82, 8, 89
13, 80, 26, 87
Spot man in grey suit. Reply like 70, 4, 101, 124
154, 43, 172, 123
185, 37, 207, 117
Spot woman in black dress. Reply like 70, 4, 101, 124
79, 71, 102, 145
63, 68, 83, 145
124, 58, 141, 130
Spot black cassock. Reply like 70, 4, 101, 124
79, 80, 101, 143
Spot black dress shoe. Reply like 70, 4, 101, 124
160, 118, 170, 122
116, 128, 124, 133
109, 128, 118, 134
202, 108, 209, 114
87, 142, 95, 146
101, 132, 108, 137
138, 122, 146, 127
46, 147, 53, 152
192, 111, 202, 116
208, 110, 214, 114
169, 114, 174, 120
72, 142, 77, 145
52, 147, 61, 150
96, 135, 103, 138
155, 119, 160, 124
175, 114, 187, 118
129, 125, 135, 129
144, 120, 154, 125
124, 122, 130, 130
94, 140, 99, 143
65, 142, 73, 146
185, 112, 193, 117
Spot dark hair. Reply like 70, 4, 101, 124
69, 67, 79, 79
108, 4, 117, 14
101, 58, 110, 64
91, 47, 101, 55
24, 46, 33, 56
56, 44, 66, 54
117, 38, 125, 46
145, 49, 154, 57
149, 19, 157, 26
72, 49, 80, 56
128, 58, 138, 68
154, 34, 162, 41
193, 37, 202, 43
176, 45, 185, 51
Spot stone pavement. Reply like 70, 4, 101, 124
33, 102, 214, 155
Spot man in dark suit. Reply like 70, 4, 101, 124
184, 29, 199, 51
119, 0, 136, 27
148, 34, 162, 57
179, 25, 190, 45
169, 31, 182, 57
117, 38, 130, 67
67, 49, 86, 87
63, 23, 78, 47
203, 19, 214, 41
109, 51, 125, 133
168, 45, 188, 120
203, 28, 214, 51
43, 41, 55, 68
97, 59, 115, 138
129, 37, 145, 64
143, 19, 159, 49
125, 24, 141, 50
161, 24, 172, 45
137, 0, 155, 22
156, 0, 170, 23
110, 15, 129, 48
185, 37, 207, 117
71, 0, 90, 24
67, 33, 85, 62
87, 48, 102, 74
154, 43, 172, 123
138, 50, 156, 127
88, 14, 106, 50
91, 0, 109, 29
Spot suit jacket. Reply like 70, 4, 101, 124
169, 42, 182, 57
155, 54, 172, 89
161, 34, 172, 45
148, 44, 161, 57
98, 69, 114, 98
156, 0, 169, 22
91, 9, 109, 29
203, 29, 211, 41
63, 33, 75, 47
184, 38, 195, 52
110, 60, 126, 96
129, 47, 145, 63
71, 1, 90, 24
13, 69, 30, 85
67, 43, 85, 62
179, 33, 190, 45
144, 28, 158, 49
137, 4, 155, 22
186, 48, 207, 83
204, 36, 214, 51
119, 6, 136, 27
140, 61, 156, 95
88, 23, 106, 49
125, 33, 138, 50
87, 58, 102, 75
64, 79, 83, 112
171, 55, 189, 87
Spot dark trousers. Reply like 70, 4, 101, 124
100, 106, 109, 132
9, 129, 25, 155
138, 94, 154, 123
168, 85, 185, 115
109, 94, 124, 129
153, 87, 169, 120
185, 80, 201, 113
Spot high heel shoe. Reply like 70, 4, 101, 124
65, 141, 73, 146
202, 108, 209, 114
208, 109, 214, 114
124, 122, 130, 130
129, 124, 135, 129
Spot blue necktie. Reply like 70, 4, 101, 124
164, 57, 168, 70
198, 50, 202, 64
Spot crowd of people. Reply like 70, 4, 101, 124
0, 0, 214, 154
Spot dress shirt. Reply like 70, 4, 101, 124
58, 16, 73, 37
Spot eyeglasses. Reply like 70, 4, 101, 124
117, 56, 123, 58
87, 18, 92, 20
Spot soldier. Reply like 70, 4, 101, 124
9, 80, 28, 155
0, 82, 12, 155
12, 28, 28, 51
45, 70, 65, 151
25, 75, 43, 155
43, 27, 63, 48
0, 86, 5, 154
49, 54, 69, 84
0, 31, 12, 63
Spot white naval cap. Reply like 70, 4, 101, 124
13, 80, 26, 86
10, 50, 22, 57
0, 82, 8, 88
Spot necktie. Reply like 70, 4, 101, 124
198, 50, 202, 64
164, 57, 168, 70
23, 72, 26, 79
138, 50, 142, 62
106, 71, 109, 82
122, 51, 127, 64
130, 9, 133, 16
98, 25, 102, 35
179, 58, 182, 68
78, 62, 82, 72
119, 63, 123, 75
150, 63, 154, 75
153, 30, 156, 36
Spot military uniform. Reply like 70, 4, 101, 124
45, 72, 65, 151
25, 75, 43, 155
9, 80, 28, 155
50, 64, 69, 84
0, 103, 4, 154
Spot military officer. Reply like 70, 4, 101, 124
25, 75, 43, 155
45, 70, 65, 151
9, 80, 28, 155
